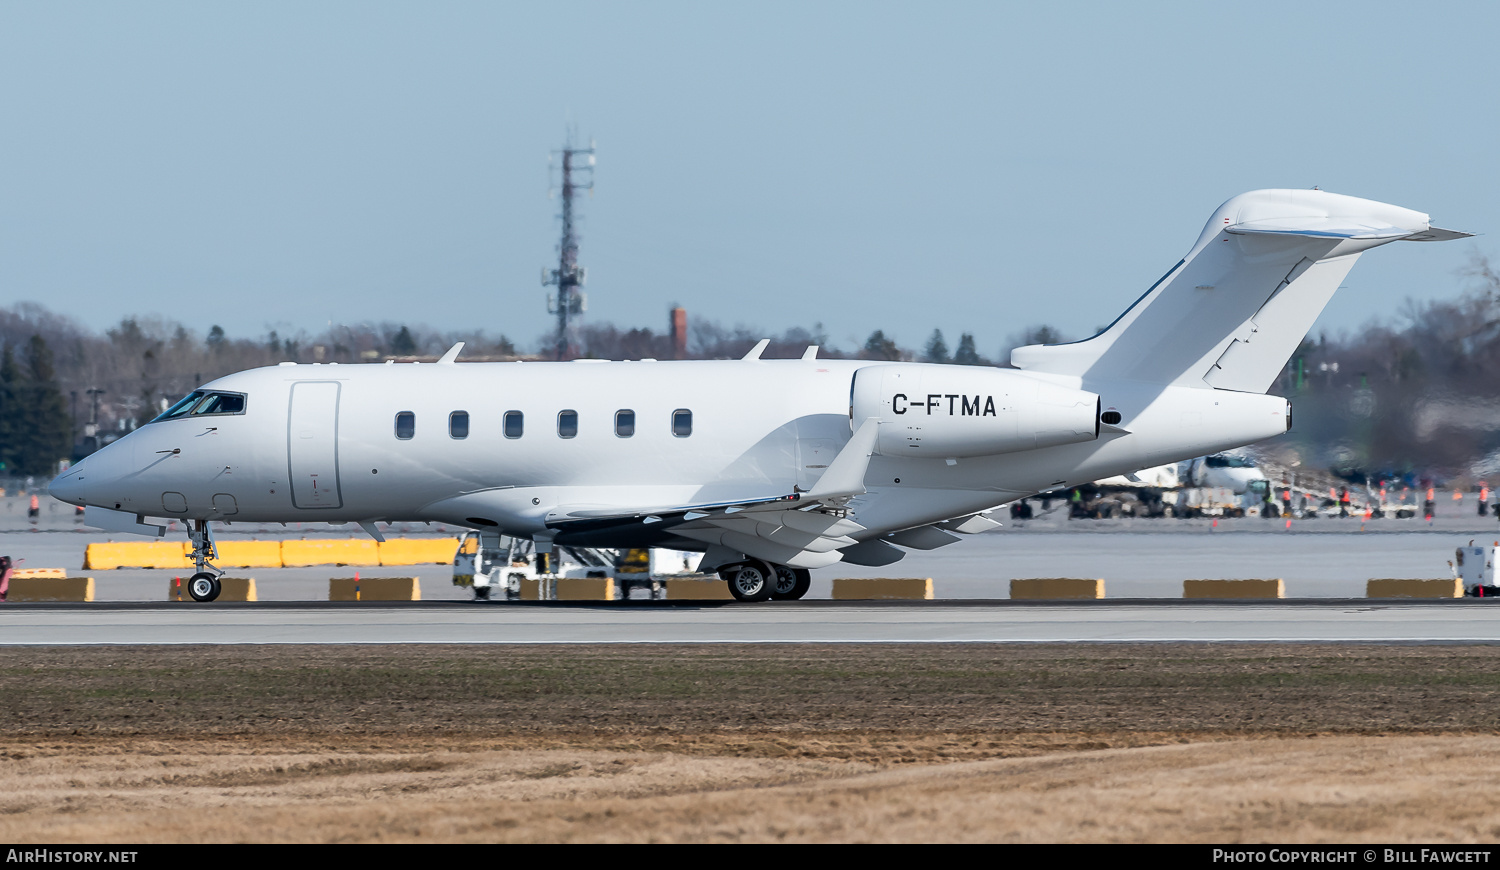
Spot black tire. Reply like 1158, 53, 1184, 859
770, 565, 812, 600
723, 561, 775, 602
474, 586, 491, 601
187, 572, 221, 602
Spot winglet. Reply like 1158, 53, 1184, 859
801, 345, 819, 360
357, 520, 387, 543
742, 339, 770, 360
437, 342, 464, 364
806, 417, 880, 502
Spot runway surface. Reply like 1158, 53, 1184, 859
5, 600, 1500, 645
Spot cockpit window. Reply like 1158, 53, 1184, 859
194, 393, 246, 416
149, 391, 248, 423
154, 391, 206, 422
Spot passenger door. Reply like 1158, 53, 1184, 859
287, 381, 343, 509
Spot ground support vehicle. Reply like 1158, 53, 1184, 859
452, 531, 610, 600
1163, 486, 1261, 518
454, 534, 728, 601
1452, 543, 1500, 596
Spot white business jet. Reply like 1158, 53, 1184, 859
50, 189, 1467, 602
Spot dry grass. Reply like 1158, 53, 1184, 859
2, 644, 1498, 842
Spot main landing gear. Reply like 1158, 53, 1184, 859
186, 519, 223, 602
719, 559, 811, 602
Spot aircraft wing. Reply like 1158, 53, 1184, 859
545, 492, 808, 528
545, 497, 866, 570
544, 418, 884, 569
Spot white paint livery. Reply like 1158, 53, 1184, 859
50, 190, 1467, 598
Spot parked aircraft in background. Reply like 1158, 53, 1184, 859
1182, 452, 1269, 496
50, 189, 1468, 601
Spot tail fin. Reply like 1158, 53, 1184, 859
1010, 189, 1469, 392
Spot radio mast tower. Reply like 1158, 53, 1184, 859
543, 131, 595, 360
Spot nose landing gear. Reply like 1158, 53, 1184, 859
186, 519, 224, 602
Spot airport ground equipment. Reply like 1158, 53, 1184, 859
1451, 543, 1500, 596
450, 530, 618, 600
330, 577, 420, 601
452, 531, 534, 600
1165, 486, 1260, 518
6, 576, 94, 601
1081, 451, 1417, 521
1010, 578, 1105, 600
1183, 579, 1284, 599
1367, 578, 1464, 599
831, 578, 933, 600
451, 534, 767, 602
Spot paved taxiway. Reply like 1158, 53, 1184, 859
4, 600, 1499, 645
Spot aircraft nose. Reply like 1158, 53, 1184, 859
48, 462, 86, 506
49, 438, 132, 508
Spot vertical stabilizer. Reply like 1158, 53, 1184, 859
1010, 189, 1466, 392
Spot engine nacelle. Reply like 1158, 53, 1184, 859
850, 364, 1100, 457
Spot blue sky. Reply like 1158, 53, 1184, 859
2, 2, 1495, 357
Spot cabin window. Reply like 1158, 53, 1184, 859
395, 411, 415, 440
615, 409, 635, 438
672, 409, 692, 438
558, 410, 578, 439
449, 411, 469, 439
503, 411, 523, 439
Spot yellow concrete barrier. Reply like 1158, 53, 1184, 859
8, 577, 94, 602
11, 568, 67, 579
214, 541, 283, 568
167, 577, 257, 602
283, 538, 380, 567
329, 577, 420, 601
1183, 579, 1285, 599
555, 577, 615, 601
1366, 578, 1463, 599
664, 578, 735, 601
1010, 578, 1105, 600
832, 578, 934, 600
378, 537, 459, 566
84, 541, 192, 570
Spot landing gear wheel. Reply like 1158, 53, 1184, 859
723, 560, 775, 602
187, 572, 221, 602
770, 565, 811, 600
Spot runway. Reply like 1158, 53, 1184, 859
4, 600, 1500, 645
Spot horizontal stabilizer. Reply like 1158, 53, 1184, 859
1228, 218, 1409, 240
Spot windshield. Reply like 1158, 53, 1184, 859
1206, 454, 1256, 468
153, 391, 206, 422
149, 390, 247, 423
